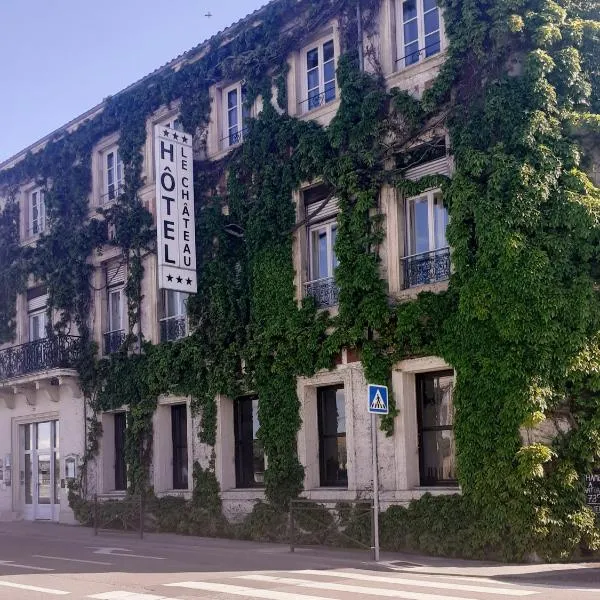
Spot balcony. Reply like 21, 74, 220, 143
300, 89, 336, 113
305, 277, 339, 309
160, 316, 187, 343
402, 247, 451, 289
0, 336, 81, 382
104, 330, 126, 355
221, 128, 247, 150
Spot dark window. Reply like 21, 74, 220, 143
171, 404, 189, 489
416, 370, 457, 486
318, 385, 347, 487
234, 396, 265, 488
114, 412, 127, 491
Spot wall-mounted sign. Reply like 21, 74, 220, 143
585, 472, 600, 514
154, 125, 197, 293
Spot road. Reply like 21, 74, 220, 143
0, 522, 599, 599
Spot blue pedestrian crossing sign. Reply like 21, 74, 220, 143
368, 384, 389, 415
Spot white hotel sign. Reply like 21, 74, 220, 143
154, 125, 197, 293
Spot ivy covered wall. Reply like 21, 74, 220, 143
1, 0, 600, 561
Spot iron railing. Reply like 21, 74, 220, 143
305, 277, 339, 308
402, 247, 450, 289
221, 128, 247, 149
160, 316, 187, 343
0, 335, 81, 381
395, 40, 442, 66
300, 89, 336, 111
104, 330, 126, 355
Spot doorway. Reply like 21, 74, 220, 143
21, 421, 59, 521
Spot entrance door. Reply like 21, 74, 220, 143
21, 421, 59, 521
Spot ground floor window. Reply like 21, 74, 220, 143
234, 396, 265, 488
171, 404, 188, 489
114, 412, 127, 491
416, 370, 457, 485
318, 385, 347, 487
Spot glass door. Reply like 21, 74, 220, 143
20, 421, 59, 521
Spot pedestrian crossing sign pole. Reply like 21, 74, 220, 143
367, 383, 388, 562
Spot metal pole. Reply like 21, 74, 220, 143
371, 412, 380, 562
357, 1, 364, 72
289, 502, 295, 553
93, 493, 98, 536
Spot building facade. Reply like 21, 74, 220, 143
0, 0, 597, 560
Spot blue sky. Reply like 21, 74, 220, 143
0, 0, 268, 162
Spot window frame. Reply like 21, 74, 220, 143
233, 395, 265, 489
317, 385, 348, 488
29, 187, 47, 237
28, 309, 47, 342
221, 82, 251, 149
107, 286, 125, 334
307, 218, 338, 283
302, 37, 337, 113
171, 404, 189, 490
405, 188, 447, 258
416, 370, 457, 486
395, 0, 444, 70
103, 146, 124, 204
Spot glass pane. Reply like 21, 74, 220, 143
425, 31, 441, 57
319, 387, 345, 436
109, 290, 121, 331
331, 225, 339, 268
424, 8, 439, 34
25, 455, 32, 504
37, 421, 51, 451
117, 157, 124, 185
421, 430, 457, 482
335, 388, 346, 433
53, 420, 59, 449
405, 41, 420, 65
228, 89, 238, 110
318, 230, 328, 278
54, 451, 60, 504
251, 398, 264, 485
323, 40, 334, 62
307, 68, 319, 92
324, 61, 335, 84
433, 192, 448, 249
107, 152, 114, 171
404, 20, 419, 44
423, 0, 437, 12
419, 372, 454, 428
24, 424, 31, 451
38, 454, 51, 504
306, 47, 319, 70
228, 106, 238, 129
408, 197, 430, 254
320, 435, 347, 485
324, 80, 336, 103
403, 0, 417, 22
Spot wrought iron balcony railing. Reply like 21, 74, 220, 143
221, 127, 247, 149
300, 88, 336, 112
160, 316, 188, 343
104, 330, 126, 355
0, 335, 81, 381
402, 247, 451, 289
305, 277, 339, 309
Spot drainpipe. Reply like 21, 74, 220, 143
357, 0, 364, 72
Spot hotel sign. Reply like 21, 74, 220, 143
154, 125, 197, 293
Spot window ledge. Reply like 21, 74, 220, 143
414, 485, 461, 492
386, 51, 447, 84
221, 489, 266, 501
297, 98, 340, 122
392, 279, 449, 301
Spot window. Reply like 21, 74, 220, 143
105, 286, 126, 354
171, 404, 188, 490
396, 0, 442, 69
318, 385, 347, 487
222, 83, 250, 148
29, 310, 47, 342
29, 188, 47, 237
162, 117, 183, 132
234, 396, 265, 488
416, 370, 456, 485
304, 39, 336, 111
160, 290, 188, 343
403, 189, 450, 288
114, 412, 127, 491
104, 148, 124, 203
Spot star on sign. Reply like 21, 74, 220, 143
163, 129, 170, 137
182, 136, 188, 143
167, 274, 173, 282
186, 278, 192, 285
173, 132, 179, 140
177, 276, 183, 284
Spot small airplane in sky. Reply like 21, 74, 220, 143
205, 12, 212, 17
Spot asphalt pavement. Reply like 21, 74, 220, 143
0, 521, 599, 599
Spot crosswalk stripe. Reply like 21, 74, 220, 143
88, 592, 176, 600
165, 581, 345, 600
0, 581, 69, 595
298, 569, 537, 596
240, 574, 527, 600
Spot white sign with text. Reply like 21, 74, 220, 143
154, 125, 197, 293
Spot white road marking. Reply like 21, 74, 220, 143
87, 547, 165, 560
240, 573, 521, 600
88, 592, 177, 600
165, 581, 342, 600
34, 554, 112, 566
0, 581, 69, 595
0, 559, 54, 571
298, 569, 537, 596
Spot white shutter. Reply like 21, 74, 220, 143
405, 156, 450, 181
106, 263, 125, 286
306, 196, 339, 222
27, 294, 48, 312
